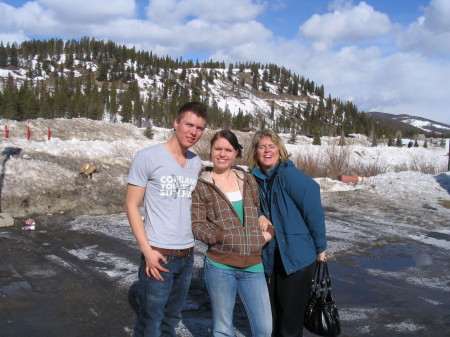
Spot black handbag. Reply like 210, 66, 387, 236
304, 262, 341, 337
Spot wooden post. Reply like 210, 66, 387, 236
48, 126, 51, 140
26, 125, 31, 140
4, 125, 8, 139
447, 139, 450, 172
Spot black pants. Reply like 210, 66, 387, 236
266, 249, 316, 337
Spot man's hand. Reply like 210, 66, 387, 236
144, 249, 169, 281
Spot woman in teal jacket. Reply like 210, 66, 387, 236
247, 129, 327, 337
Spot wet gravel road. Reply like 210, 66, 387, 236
0, 214, 138, 337
1, 191, 449, 337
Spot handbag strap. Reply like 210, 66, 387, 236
310, 262, 333, 300
310, 262, 321, 297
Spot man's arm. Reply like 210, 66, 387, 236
125, 184, 169, 281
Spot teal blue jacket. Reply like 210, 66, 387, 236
252, 160, 327, 276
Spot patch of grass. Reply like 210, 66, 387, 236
422, 204, 437, 210
295, 148, 326, 178
295, 144, 388, 179
323, 206, 339, 213
438, 199, 450, 209
406, 153, 446, 174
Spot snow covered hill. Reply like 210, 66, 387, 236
366, 111, 450, 134
1, 118, 449, 336
1, 118, 448, 217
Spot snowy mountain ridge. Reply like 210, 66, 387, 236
366, 111, 450, 135
0, 38, 449, 136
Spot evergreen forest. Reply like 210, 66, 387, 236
0, 37, 434, 138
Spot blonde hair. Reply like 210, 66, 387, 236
246, 129, 290, 170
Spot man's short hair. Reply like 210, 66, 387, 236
176, 102, 208, 122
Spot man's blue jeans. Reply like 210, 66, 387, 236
204, 258, 272, 337
134, 253, 194, 337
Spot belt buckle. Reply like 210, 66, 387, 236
175, 249, 182, 257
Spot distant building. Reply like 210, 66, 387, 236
347, 133, 367, 139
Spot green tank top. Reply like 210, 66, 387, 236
206, 191, 264, 273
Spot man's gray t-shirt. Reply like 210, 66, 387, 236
128, 143, 201, 249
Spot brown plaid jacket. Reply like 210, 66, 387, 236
192, 166, 271, 268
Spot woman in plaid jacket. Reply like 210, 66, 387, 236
192, 130, 274, 337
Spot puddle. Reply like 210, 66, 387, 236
326, 262, 383, 306
351, 243, 433, 272
426, 231, 450, 241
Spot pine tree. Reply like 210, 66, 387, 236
423, 140, 428, 148
120, 92, 132, 123
372, 134, 378, 147
288, 128, 297, 144
109, 81, 118, 118
396, 137, 402, 147
313, 133, 321, 145
387, 135, 394, 147
9, 43, 19, 67
0, 42, 7, 67
96, 60, 109, 82
414, 140, 419, 147
144, 123, 155, 139
133, 98, 143, 127
227, 64, 233, 81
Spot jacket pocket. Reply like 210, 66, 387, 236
245, 226, 266, 255
282, 223, 310, 235
285, 232, 315, 253
218, 227, 265, 255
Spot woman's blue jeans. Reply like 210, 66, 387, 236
204, 258, 272, 337
134, 253, 194, 337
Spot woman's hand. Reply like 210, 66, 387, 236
262, 231, 273, 243
258, 215, 272, 231
317, 251, 327, 262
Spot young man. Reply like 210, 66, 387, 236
126, 102, 208, 337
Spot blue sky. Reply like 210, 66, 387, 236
1, 0, 449, 125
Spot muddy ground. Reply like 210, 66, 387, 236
1, 184, 449, 337
0, 119, 449, 336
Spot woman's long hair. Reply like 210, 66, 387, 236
246, 129, 290, 170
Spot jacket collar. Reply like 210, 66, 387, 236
252, 162, 282, 180
199, 166, 247, 198
199, 166, 246, 185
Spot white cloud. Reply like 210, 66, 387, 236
0, 2, 58, 38
423, 0, 450, 32
15, 2, 59, 32
0, 0, 449, 125
146, 0, 265, 26
398, 0, 450, 55
0, 32, 28, 45
299, 1, 393, 50
37, 0, 137, 23
0, 2, 15, 31
88, 15, 272, 57
0, 0, 270, 56
281, 42, 450, 122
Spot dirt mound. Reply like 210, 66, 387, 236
0, 118, 148, 217
1, 118, 146, 141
